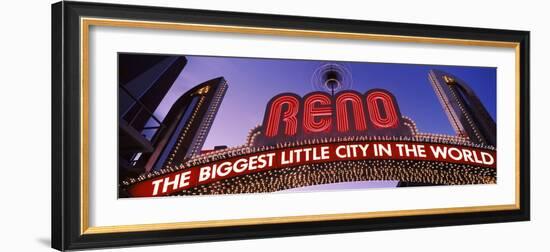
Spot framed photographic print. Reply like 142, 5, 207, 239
51, 1, 530, 250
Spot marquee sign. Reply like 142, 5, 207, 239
127, 140, 495, 197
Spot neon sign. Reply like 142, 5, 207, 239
260, 89, 406, 143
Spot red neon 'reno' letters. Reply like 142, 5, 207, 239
335, 92, 367, 132
367, 91, 398, 128
265, 95, 300, 137
303, 93, 332, 133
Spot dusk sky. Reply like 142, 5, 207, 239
151, 54, 496, 150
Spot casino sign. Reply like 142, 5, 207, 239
121, 65, 497, 197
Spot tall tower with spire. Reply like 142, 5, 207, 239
428, 69, 496, 146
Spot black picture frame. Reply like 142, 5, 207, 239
52, 1, 530, 251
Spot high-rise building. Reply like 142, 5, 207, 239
118, 54, 187, 177
428, 69, 496, 146
132, 77, 228, 173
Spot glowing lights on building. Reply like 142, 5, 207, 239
428, 70, 496, 146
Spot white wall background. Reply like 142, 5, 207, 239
0, 0, 547, 251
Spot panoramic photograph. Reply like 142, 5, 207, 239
117, 53, 497, 198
